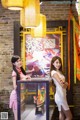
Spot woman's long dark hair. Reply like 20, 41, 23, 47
13, 65, 26, 81
50, 56, 62, 76
11, 55, 26, 81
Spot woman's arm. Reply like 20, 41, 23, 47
12, 76, 17, 90
26, 75, 31, 80
60, 79, 68, 89
52, 73, 68, 88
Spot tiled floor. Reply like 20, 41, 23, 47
21, 105, 53, 120
7, 105, 54, 120
8, 106, 80, 120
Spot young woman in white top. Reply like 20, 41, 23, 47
50, 56, 72, 120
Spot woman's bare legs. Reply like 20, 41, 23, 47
13, 109, 17, 120
61, 106, 72, 120
64, 110, 72, 120
59, 110, 65, 120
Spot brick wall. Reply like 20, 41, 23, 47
0, 3, 20, 91
0, 0, 79, 118
0, 1, 72, 91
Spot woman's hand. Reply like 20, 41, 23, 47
61, 81, 68, 89
26, 75, 31, 80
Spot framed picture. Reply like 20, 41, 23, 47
17, 79, 49, 120
21, 31, 63, 78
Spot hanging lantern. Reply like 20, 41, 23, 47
8, 0, 23, 10
31, 14, 46, 37
20, 0, 40, 28
1, 0, 8, 8
1, 0, 23, 10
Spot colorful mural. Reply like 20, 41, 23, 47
25, 34, 61, 78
